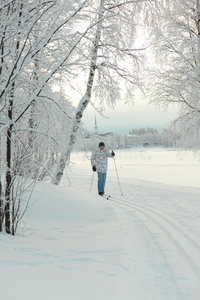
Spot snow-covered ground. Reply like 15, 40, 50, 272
1, 147, 200, 300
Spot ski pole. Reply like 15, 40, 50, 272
113, 155, 123, 196
89, 171, 95, 192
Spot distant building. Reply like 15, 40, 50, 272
99, 132, 114, 137
84, 116, 114, 139
127, 134, 138, 147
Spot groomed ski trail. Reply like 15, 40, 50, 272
108, 193, 200, 300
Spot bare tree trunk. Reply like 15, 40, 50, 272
0, 1, 5, 233
4, 1, 22, 233
52, 0, 105, 185
0, 181, 2, 232
5, 95, 13, 234
0, 75, 2, 232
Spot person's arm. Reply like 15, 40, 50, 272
106, 149, 115, 158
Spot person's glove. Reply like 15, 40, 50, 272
111, 151, 115, 157
92, 166, 96, 172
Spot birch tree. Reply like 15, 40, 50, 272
53, 0, 147, 184
147, 0, 200, 151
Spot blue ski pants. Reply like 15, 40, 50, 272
97, 172, 107, 194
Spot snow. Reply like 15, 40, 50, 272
1, 147, 200, 300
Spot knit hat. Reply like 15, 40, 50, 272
99, 142, 105, 147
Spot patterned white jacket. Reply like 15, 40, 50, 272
91, 148, 113, 173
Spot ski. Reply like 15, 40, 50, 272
103, 194, 111, 200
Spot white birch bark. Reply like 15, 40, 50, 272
52, 0, 105, 185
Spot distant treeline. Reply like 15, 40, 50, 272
75, 127, 180, 151
129, 128, 159, 135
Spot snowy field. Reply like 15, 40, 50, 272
1, 147, 200, 300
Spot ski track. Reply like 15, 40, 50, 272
113, 204, 183, 300
68, 162, 200, 299
109, 194, 200, 300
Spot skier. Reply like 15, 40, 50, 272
91, 142, 115, 196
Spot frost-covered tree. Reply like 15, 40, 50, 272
0, 0, 149, 232
0, 0, 89, 234
147, 0, 200, 151
53, 0, 147, 184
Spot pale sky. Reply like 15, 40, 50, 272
82, 97, 178, 134
53, 85, 177, 134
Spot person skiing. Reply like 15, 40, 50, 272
91, 142, 115, 196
